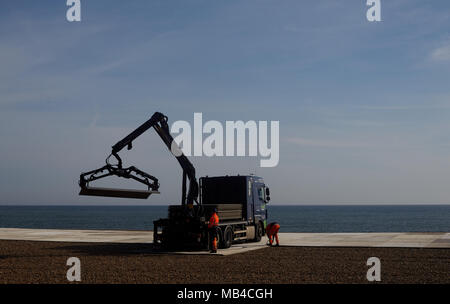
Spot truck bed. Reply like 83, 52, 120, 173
203, 204, 244, 221
168, 204, 244, 221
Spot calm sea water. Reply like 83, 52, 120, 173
0, 205, 448, 232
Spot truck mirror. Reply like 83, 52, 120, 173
266, 196, 270, 202
265, 187, 270, 196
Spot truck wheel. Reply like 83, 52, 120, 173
222, 226, 233, 249
254, 222, 263, 242
216, 227, 223, 249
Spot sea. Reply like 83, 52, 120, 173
0, 205, 448, 232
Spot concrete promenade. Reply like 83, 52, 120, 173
0, 228, 448, 255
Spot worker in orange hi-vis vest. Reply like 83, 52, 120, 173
266, 222, 280, 246
208, 208, 219, 253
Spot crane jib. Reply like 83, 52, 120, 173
78, 112, 198, 204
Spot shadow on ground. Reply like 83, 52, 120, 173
51, 242, 211, 256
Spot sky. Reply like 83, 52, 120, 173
1, 0, 450, 205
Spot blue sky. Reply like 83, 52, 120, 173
1, 0, 450, 204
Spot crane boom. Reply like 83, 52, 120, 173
79, 112, 199, 205
111, 112, 198, 205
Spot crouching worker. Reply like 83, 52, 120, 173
266, 222, 280, 246
208, 208, 219, 253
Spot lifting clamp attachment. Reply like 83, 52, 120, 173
79, 152, 160, 199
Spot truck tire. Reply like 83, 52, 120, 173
254, 221, 263, 242
222, 226, 233, 249
216, 227, 223, 249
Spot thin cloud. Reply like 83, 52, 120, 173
357, 104, 450, 111
430, 44, 450, 62
285, 138, 372, 148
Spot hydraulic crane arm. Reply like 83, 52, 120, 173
111, 112, 198, 205
79, 112, 199, 205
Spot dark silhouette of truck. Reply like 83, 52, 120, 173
154, 175, 270, 249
